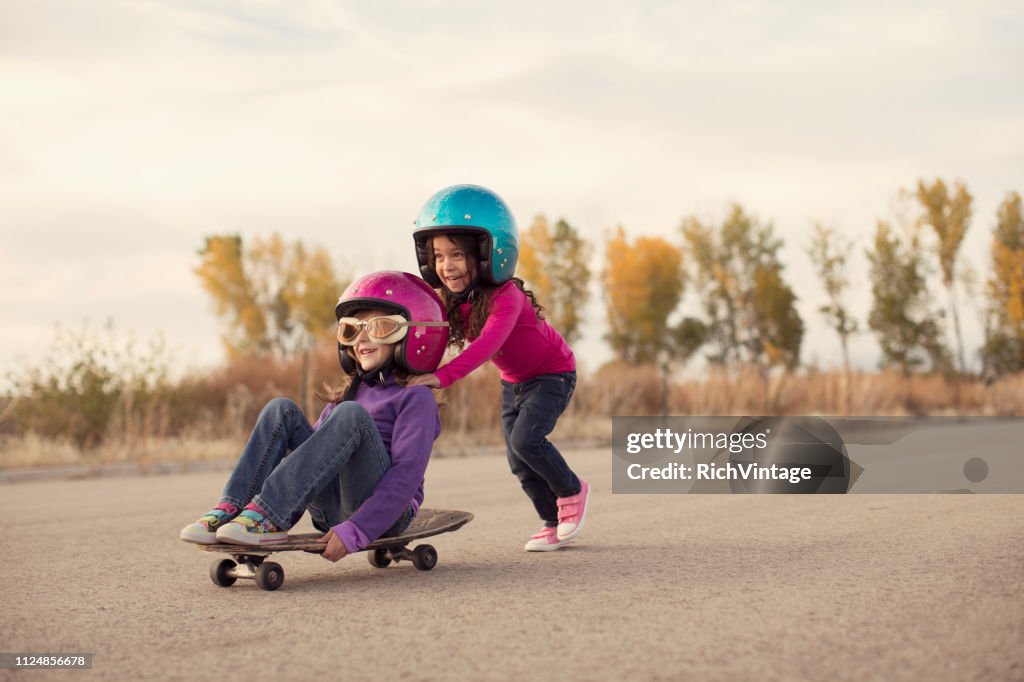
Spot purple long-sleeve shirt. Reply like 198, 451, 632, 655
311, 376, 441, 553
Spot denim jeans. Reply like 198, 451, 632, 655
500, 371, 580, 526
220, 398, 412, 536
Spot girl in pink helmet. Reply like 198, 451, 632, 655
408, 185, 591, 552
180, 271, 449, 563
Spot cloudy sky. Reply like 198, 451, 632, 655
2, 0, 1022, 383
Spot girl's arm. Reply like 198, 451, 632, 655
432, 283, 524, 388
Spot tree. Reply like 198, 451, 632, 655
915, 178, 973, 373
681, 204, 804, 373
194, 235, 265, 355
603, 227, 684, 364
195, 233, 344, 359
866, 221, 949, 380
517, 216, 591, 344
982, 191, 1024, 375
808, 224, 859, 411
283, 242, 345, 344
602, 227, 701, 413
196, 233, 346, 416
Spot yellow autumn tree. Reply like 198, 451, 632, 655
603, 227, 685, 364
915, 178, 973, 373
195, 233, 345, 359
518, 216, 554, 301
983, 191, 1024, 375
518, 215, 591, 344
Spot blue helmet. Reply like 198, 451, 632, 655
413, 184, 519, 287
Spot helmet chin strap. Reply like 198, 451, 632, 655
342, 355, 397, 401
359, 356, 396, 386
452, 281, 479, 304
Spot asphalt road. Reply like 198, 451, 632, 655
2, 447, 1022, 681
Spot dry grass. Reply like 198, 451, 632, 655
0, 431, 243, 470
2, 362, 1021, 470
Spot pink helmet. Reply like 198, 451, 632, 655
335, 271, 449, 374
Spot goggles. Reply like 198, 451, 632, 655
336, 315, 448, 346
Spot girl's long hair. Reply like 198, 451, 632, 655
427, 234, 545, 348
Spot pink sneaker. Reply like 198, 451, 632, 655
524, 526, 572, 552
556, 479, 591, 541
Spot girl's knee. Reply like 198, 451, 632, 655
261, 397, 301, 418
321, 400, 372, 429
508, 427, 542, 458
332, 400, 370, 417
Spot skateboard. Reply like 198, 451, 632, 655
197, 508, 473, 591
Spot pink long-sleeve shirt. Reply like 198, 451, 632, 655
434, 281, 575, 388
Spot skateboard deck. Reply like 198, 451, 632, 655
197, 508, 472, 591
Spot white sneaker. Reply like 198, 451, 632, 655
179, 508, 234, 545
215, 510, 289, 545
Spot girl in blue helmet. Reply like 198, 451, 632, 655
408, 184, 591, 552
180, 271, 448, 564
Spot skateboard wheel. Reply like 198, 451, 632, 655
412, 544, 437, 571
255, 561, 284, 591
210, 559, 237, 587
368, 548, 392, 569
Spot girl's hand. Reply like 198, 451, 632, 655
406, 373, 441, 388
320, 530, 349, 562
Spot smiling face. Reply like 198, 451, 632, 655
351, 308, 397, 372
431, 234, 478, 294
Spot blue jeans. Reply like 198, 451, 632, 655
220, 398, 412, 536
501, 372, 580, 526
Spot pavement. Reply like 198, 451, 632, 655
2, 447, 1022, 681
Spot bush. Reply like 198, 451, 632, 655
3, 320, 171, 449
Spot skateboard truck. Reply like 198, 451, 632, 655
210, 552, 285, 591
367, 543, 437, 570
